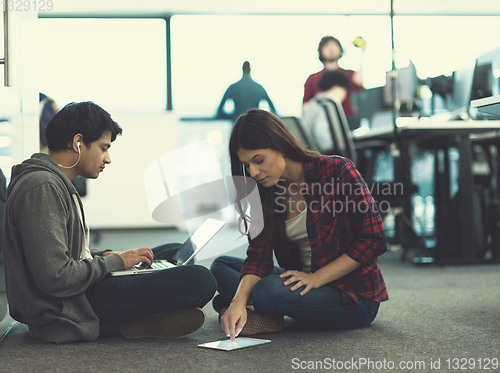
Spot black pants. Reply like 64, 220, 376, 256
87, 243, 216, 336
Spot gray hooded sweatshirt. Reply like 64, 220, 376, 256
3, 153, 124, 343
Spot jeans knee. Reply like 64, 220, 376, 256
252, 275, 286, 312
210, 255, 238, 270
187, 265, 217, 301
210, 256, 228, 275
210, 256, 243, 283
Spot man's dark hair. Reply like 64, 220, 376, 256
318, 36, 344, 62
45, 101, 122, 152
318, 70, 350, 91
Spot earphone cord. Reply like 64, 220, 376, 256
58, 150, 81, 169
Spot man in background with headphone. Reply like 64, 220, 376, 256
3, 102, 216, 343
303, 36, 365, 128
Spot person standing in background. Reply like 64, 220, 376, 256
303, 36, 365, 128
217, 61, 277, 123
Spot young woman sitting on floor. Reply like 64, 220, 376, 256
210, 109, 388, 341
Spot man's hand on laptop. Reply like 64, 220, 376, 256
119, 247, 154, 269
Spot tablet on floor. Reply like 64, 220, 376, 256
198, 337, 271, 351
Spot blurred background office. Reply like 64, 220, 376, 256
23, 11, 499, 120
1, 1, 500, 367
0, 0, 498, 256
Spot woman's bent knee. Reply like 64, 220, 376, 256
252, 275, 289, 312
210, 256, 242, 273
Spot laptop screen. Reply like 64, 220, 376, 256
178, 218, 225, 265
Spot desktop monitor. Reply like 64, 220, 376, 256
351, 87, 394, 129
351, 86, 386, 120
469, 47, 500, 119
383, 61, 418, 110
449, 63, 475, 118
351, 86, 394, 129
470, 63, 495, 101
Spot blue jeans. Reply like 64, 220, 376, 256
210, 256, 380, 330
87, 244, 216, 336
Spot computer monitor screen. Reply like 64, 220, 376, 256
383, 61, 418, 107
469, 47, 500, 119
449, 64, 475, 115
470, 63, 494, 101
351, 86, 386, 120
470, 47, 500, 101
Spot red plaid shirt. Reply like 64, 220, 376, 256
241, 155, 388, 308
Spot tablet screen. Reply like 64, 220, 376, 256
198, 337, 271, 351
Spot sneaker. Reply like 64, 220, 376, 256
119, 308, 206, 338
219, 307, 284, 336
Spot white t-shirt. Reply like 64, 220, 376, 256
285, 209, 312, 273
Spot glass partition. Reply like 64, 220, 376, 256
171, 15, 392, 118
36, 18, 167, 112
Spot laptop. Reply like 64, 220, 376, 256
109, 218, 225, 276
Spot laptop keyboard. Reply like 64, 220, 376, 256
151, 260, 176, 269
135, 260, 176, 270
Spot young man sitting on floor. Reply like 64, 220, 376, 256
3, 102, 216, 343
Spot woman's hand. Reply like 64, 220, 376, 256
279, 270, 321, 296
280, 255, 362, 296
220, 302, 248, 342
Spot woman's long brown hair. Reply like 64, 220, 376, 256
229, 109, 319, 240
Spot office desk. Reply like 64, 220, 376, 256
353, 118, 500, 142
353, 118, 500, 264
471, 95, 500, 117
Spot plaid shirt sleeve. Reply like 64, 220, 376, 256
335, 157, 387, 265
240, 234, 276, 280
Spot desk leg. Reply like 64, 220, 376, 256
434, 147, 450, 236
458, 134, 475, 260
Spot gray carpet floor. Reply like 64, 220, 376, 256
0, 234, 499, 372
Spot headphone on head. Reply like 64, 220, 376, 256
77, 141, 81, 152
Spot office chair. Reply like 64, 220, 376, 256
315, 97, 357, 164
315, 98, 427, 261
280, 116, 319, 151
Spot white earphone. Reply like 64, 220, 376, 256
58, 140, 82, 169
